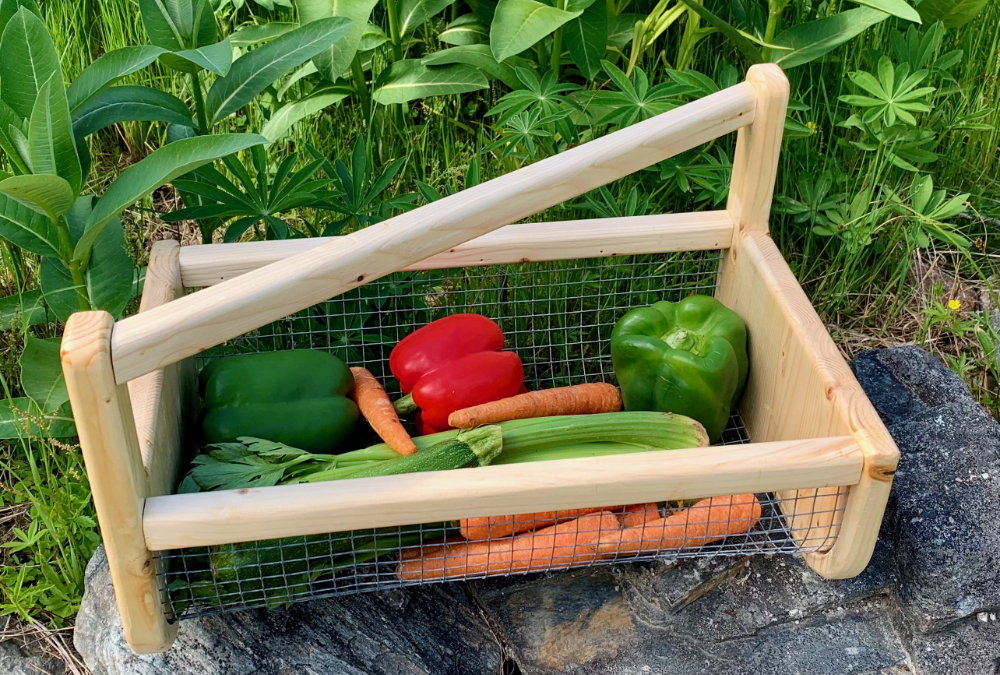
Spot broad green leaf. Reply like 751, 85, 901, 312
678, 0, 762, 65
916, 0, 988, 27
276, 62, 319, 100
422, 45, 520, 88
67, 46, 168, 112
29, 77, 83, 194
399, 0, 457, 35
204, 18, 352, 126
230, 22, 298, 47
848, 0, 921, 22
77, 133, 267, 261
164, 38, 235, 76
72, 85, 195, 140
0, 174, 75, 221
301, 0, 379, 82
138, 0, 217, 51
772, 8, 889, 69
0, 289, 49, 329
0, 189, 64, 256
0, 0, 40, 36
0, 397, 76, 439
563, 0, 607, 80
20, 335, 67, 412
358, 23, 388, 51
372, 59, 488, 105
490, 0, 582, 62
261, 85, 351, 141
470, 0, 498, 24
440, 14, 488, 45
607, 13, 642, 49
0, 8, 62, 119
42, 218, 134, 320
0, 98, 30, 174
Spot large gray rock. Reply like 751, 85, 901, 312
854, 346, 1000, 633
470, 547, 898, 674
72, 345, 1000, 674
0, 638, 65, 675
75, 547, 503, 675
904, 610, 1000, 674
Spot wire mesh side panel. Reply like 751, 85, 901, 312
159, 251, 846, 621
195, 251, 722, 394
158, 483, 850, 621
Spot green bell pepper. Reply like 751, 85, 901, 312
200, 350, 359, 453
610, 295, 748, 442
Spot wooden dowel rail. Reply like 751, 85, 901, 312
178, 211, 736, 287
142, 436, 862, 551
110, 82, 756, 384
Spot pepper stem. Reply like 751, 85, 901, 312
393, 393, 418, 416
664, 327, 695, 351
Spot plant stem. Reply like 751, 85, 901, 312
191, 71, 210, 134
761, 0, 785, 62
550, 27, 563, 77
69, 260, 91, 311
385, 0, 404, 62
351, 55, 372, 122
384, 0, 406, 131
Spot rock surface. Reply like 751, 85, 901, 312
75, 547, 503, 675
470, 549, 902, 674
74, 346, 1000, 674
854, 346, 1000, 633
0, 639, 65, 675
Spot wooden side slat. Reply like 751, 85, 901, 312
110, 83, 756, 384
717, 229, 899, 578
126, 241, 195, 497
61, 312, 177, 652
143, 437, 862, 551
178, 212, 735, 287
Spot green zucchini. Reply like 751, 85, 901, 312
301, 425, 502, 483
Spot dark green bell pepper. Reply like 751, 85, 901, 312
610, 295, 748, 442
200, 350, 359, 453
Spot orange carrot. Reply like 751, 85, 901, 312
621, 503, 661, 528
398, 512, 621, 581
460, 508, 607, 540
350, 367, 417, 456
598, 494, 761, 555
447, 383, 622, 428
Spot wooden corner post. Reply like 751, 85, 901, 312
718, 64, 899, 578
62, 311, 177, 652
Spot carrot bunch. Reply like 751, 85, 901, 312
397, 494, 762, 581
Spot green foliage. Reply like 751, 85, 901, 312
916, 0, 990, 27
489, 0, 582, 62
164, 147, 337, 241
373, 59, 489, 104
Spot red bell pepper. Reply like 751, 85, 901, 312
390, 314, 504, 394
389, 314, 524, 432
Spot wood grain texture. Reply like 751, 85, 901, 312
717, 230, 899, 578
178, 212, 735, 287
726, 64, 788, 235
61, 312, 177, 652
126, 240, 195, 498
110, 83, 756, 384
142, 436, 862, 550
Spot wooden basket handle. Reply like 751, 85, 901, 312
110, 66, 787, 385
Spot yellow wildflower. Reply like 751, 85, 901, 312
948, 299, 961, 310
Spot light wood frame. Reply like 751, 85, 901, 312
62, 65, 898, 653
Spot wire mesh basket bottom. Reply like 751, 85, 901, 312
163, 251, 846, 621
